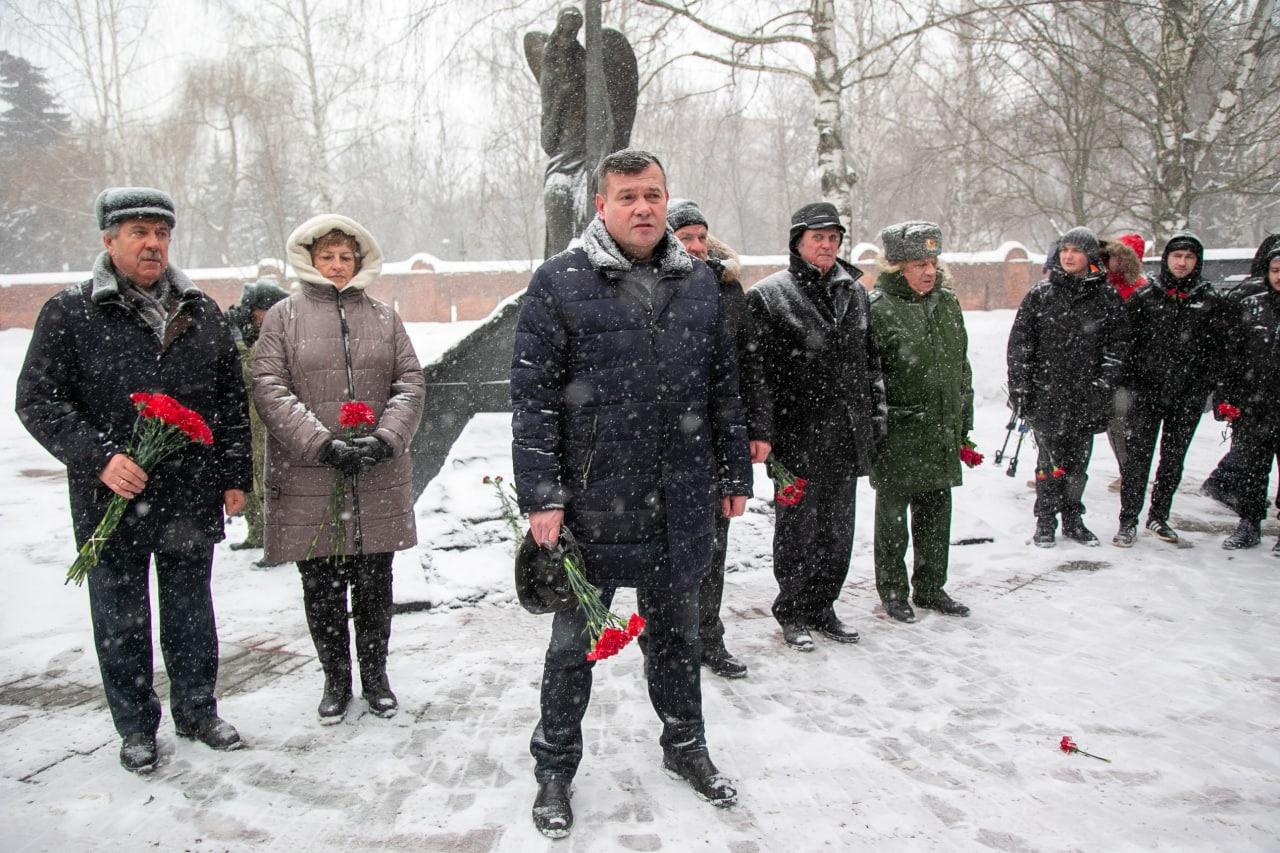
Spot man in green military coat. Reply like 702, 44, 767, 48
869, 222, 973, 623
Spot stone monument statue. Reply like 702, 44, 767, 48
524, 5, 638, 258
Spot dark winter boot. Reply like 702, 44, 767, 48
701, 644, 749, 679
1272, 535, 1280, 556
912, 591, 970, 617
1033, 517, 1057, 548
1146, 518, 1179, 543
532, 778, 573, 838
780, 623, 815, 652
1223, 520, 1262, 550
1062, 516, 1099, 547
1112, 523, 1137, 548
119, 732, 158, 774
663, 749, 737, 807
883, 598, 916, 623
175, 715, 243, 751
362, 674, 398, 718
318, 673, 352, 725
806, 608, 860, 643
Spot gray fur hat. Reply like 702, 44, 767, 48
880, 220, 943, 262
95, 187, 176, 230
667, 198, 708, 232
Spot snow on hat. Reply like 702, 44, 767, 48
789, 201, 845, 251
667, 198, 708, 232
880, 220, 943, 263
95, 187, 176, 230
1116, 233, 1145, 261
242, 279, 289, 311
1056, 226, 1101, 265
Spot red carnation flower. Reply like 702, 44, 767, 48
339, 400, 376, 429
627, 613, 646, 638
1216, 402, 1241, 422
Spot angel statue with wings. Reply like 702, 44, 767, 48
524, 6, 638, 258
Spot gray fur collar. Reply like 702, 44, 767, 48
580, 216, 693, 277
90, 251, 200, 304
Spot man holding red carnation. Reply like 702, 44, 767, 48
868, 222, 974, 623
17, 188, 252, 774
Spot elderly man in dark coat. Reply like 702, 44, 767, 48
747, 202, 886, 652
668, 197, 772, 679
16, 188, 252, 774
869, 222, 973, 623
1007, 227, 1127, 548
511, 149, 752, 838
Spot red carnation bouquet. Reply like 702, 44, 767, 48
487, 472, 645, 661
67, 392, 214, 585
308, 400, 376, 560
766, 454, 807, 507
959, 436, 984, 468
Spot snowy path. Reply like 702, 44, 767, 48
1, 315, 1278, 851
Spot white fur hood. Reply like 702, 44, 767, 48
286, 213, 384, 291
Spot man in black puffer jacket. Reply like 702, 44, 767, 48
668, 198, 771, 680
16, 188, 252, 774
511, 149, 752, 837
1112, 232, 1230, 547
1007, 227, 1127, 548
747, 202, 886, 652
1218, 244, 1280, 552
1201, 233, 1280, 513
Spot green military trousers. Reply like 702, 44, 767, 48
873, 488, 952, 604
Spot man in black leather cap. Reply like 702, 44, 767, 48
747, 202, 886, 652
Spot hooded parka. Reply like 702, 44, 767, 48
252, 214, 426, 564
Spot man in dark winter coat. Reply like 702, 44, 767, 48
1218, 244, 1280, 552
747, 202, 886, 651
1007, 227, 1126, 548
1098, 233, 1148, 477
511, 149, 752, 837
16, 188, 252, 774
668, 198, 772, 679
1202, 233, 1280, 513
1112, 232, 1230, 547
869, 222, 973, 623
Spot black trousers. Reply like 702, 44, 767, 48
1205, 438, 1280, 511
698, 513, 731, 650
1234, 422, 1280, 523
1119, 392, 1205, 525
530, 585, 703, 782
297, 552, 394, 689
1032, 430, 1094, 520
772, 476, 856, 626
87, 539, 219, 737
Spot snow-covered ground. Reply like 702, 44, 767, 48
1, 313, 1278, 851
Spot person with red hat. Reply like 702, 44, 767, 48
1098, 233, 1149, 481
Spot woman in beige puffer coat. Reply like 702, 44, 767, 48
253, 213, 425, 724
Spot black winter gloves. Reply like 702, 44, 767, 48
352, 436, 392, 469
320, 439, 364, 476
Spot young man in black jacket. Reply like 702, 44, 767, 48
669, 198, 772, 679
16, 188, 252, 774
1007, 227, 1126, 548
1112, 232, 1230, 547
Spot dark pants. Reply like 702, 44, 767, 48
1032, 430, 1094, 520
531, 585, 704, 782
1234, 422, 1280, 523
87, 539, 219, 738
297, 552, 394, 690
1107, 387, 1132, 472
1119, 392, 1204, 525
1205, 439, 1280, 512
874, 489, 952, 603
772, 476, 857, 626
698, 514, 731, 651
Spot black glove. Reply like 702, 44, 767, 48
320, 439, 364, 476
352, 435, 391, 469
